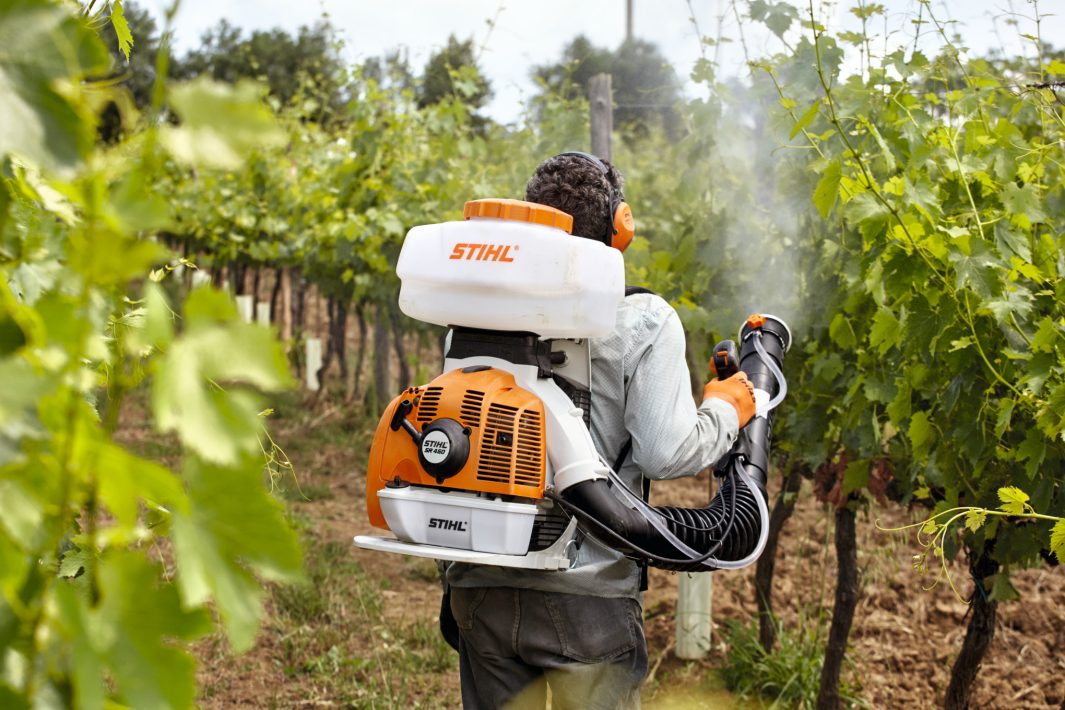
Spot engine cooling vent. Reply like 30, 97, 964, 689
477, 403, 544, 487
416, 386, 443, 423
460, 390, 485, 428
529, 504, 571, 551
515, 410, 543, 486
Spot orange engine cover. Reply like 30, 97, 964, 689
366, 367, 547, 530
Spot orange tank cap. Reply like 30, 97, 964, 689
746, 313, 767, 329
463, 199, 573, 234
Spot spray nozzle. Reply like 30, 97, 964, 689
739, 313, 791, 353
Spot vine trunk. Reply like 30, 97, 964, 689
944, 551, 998, 709
817, 503, 859, 710
755, 459, 804, 651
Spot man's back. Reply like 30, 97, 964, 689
445, 292, 738, 599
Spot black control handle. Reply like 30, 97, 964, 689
709, 340, 740, 380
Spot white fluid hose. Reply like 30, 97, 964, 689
754, 334, 788, 412
594, 331, 783, 569
554, 318, 787, 571
702, 461, 770, 570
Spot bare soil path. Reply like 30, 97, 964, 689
119, 391, 1065, 708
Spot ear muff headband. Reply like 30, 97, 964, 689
556, 151, 636, 252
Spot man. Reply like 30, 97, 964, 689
445, 153, 756, 709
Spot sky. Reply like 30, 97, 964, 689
142, 0, 1063, 124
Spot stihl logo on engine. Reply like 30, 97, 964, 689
428, 517, 468, 532
420, 431, 451, 464
449, 243, 515, 262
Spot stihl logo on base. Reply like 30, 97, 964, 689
428, 517, 468, 532
449, 243, 516, 262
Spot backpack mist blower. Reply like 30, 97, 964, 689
353, 199, 790, 572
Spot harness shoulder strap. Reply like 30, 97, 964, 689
619, 285, 657, 592
613, 283, 657, 486
624, 286, 656, 297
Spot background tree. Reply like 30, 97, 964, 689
416, 35, 492, 131
534, 35, 683, 139
173, 18, 350, 124
362, 49, 416, 94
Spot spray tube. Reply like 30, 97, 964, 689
550, 314, 790, 571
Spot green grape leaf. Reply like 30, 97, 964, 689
0, 358, 48, 436
182, 285, 238, 325
994, 398, 1014, 438
142, 282, 174, 349
790, 99, 821, 139
53, 583, 104, 710
865, 118, 898, 173
997, 486, 1030, 515
828, 312, 856, 348
841, 459, 869, 495
950, 241, 1002, 299
964, 509, 987, 533
161, 78, 286, 170
152, 290, 292, 465
0, 683, 28, 710
92, 441, 185, 532
869, 307, 902, 355
0, 315, 27, 356
844, 191, 889, 224
749, 0, 798, 38
1050, 520, 1065, 563
171, 454, 302, 651
909, 411, 934, 459
110, 0, 133, 61
0, 478, 42, 549
989, 572, 1020, 601
58, 548, 86, 579
1030, 317, 1060, 353
0, 0, 110, 170
94, 553, 213, 708
812, 158, 841, 219
887, 379, 912, 422
999, 182, 1047, 224
1016, 428, 1047, 480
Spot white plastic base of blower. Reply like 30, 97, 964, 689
353, 517, 579, 571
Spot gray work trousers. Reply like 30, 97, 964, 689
450, 586, 648, 710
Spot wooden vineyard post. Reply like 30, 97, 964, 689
675, 572, 712, 659
589, 73, 613, 162
305, 338, 322, 391
280, 268, 292, 343
235, 295, 254, 324
191, 269, 211, 289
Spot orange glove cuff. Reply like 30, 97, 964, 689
703, 372, 757, 429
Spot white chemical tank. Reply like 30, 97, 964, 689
397, 199, 625, 339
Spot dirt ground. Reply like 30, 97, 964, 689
116, 389, 1064, 709
645, 474, 1065, 709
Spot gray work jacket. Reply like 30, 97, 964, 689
446, 292, 739, 599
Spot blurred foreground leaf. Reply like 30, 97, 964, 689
161, 78, 286, 169
0, 0, 110, 170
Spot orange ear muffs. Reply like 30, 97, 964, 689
612, 201, 635, 251
553, 151, 636, 251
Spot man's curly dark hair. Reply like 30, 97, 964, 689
525, 154, 624, 244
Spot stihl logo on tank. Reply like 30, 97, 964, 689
428, 517, 468, 532
449, 243, 516, 262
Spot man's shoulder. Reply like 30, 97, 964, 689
619, 289, 675, 323
607, 290, 679, 352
